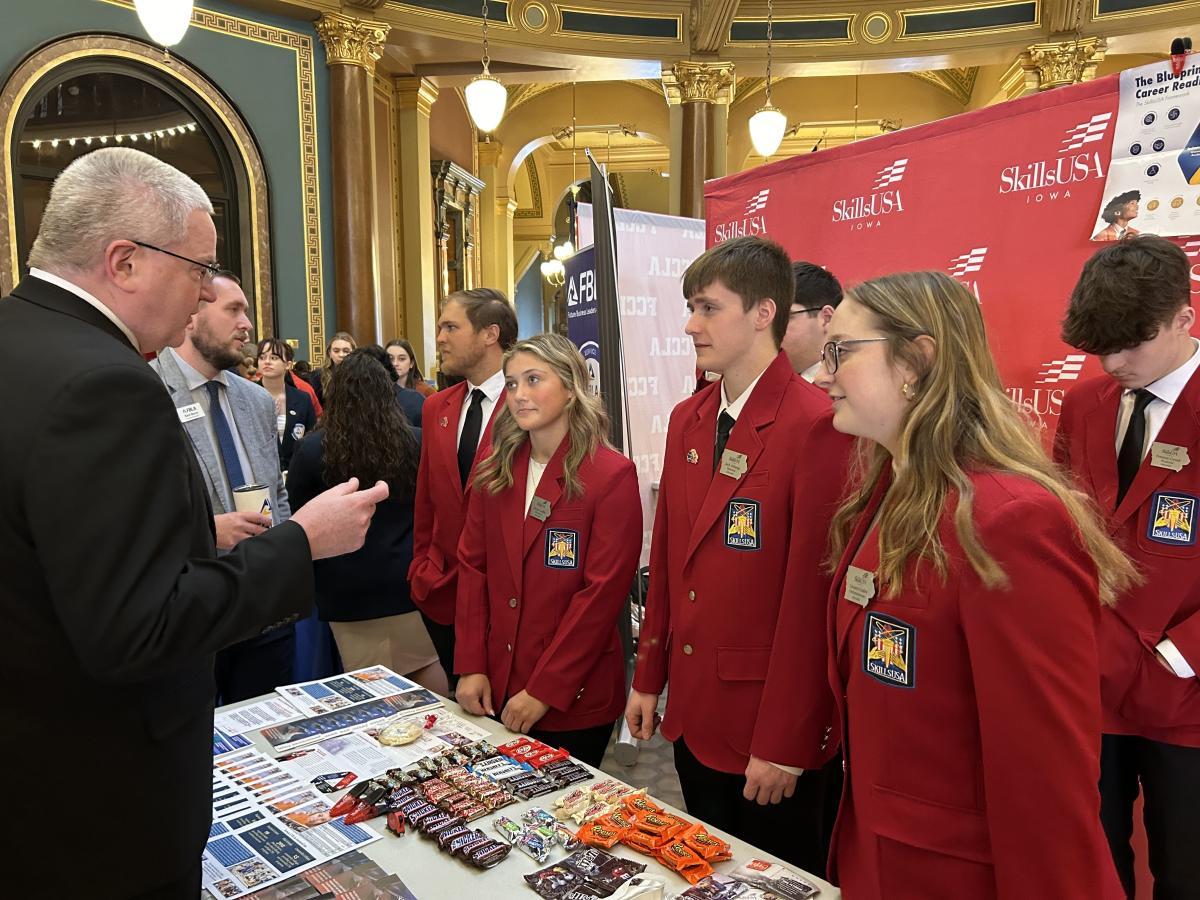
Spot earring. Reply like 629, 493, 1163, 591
901, 383, 916, 401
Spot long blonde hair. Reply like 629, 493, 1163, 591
827, 271, 1138, 606
474, 333, 611, 500
322, 331, 356, 375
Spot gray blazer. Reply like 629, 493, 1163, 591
151, 347, 291, 522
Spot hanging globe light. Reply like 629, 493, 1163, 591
749, 103, 787, 158
465, 0, 507, 134
135, 0, 194, 48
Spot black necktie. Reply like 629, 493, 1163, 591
714, 411, 735, 474
1116, 388, 1156, 506
458, 389, 486, 488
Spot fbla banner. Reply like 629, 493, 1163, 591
564, 246, 600, 395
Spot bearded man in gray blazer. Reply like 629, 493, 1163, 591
152, 273, 298, 703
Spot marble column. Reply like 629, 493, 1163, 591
315, 11, 390, 342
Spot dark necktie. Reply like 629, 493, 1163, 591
458, 388, 486, 488
714, 410, 735, 474
205, 380, 247, 492
1115, 388, 1156, 507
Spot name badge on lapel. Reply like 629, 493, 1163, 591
1150, 442, 1191, 473
844, 566, 877, 607
718, 449, 749, 480
529, 496, 552, 522
177, 402, 205, 424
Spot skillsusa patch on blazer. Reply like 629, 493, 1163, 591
862, 612, 915, 689
724, 498, 760, 550
545, 529, 579, 568
1146, 491, 1196, 546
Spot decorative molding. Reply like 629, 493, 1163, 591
661, 60, 736, 105
347, 0, 388, 9
908, 67, 979, 104
477, 138, 504, 169
1003, 36, 1107, 96
515, 155, 543, 219
746, 117, 901, 161
394, 75, 439, 116
315, 12, 390, 74
691, 0, 740, 53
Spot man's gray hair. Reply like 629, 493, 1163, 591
27, 147, 213, 273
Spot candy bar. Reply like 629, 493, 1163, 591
577, 821, 622, 849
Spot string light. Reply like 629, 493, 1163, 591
21, 120, 197, 149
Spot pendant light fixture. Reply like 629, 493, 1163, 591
134, 0, 194, 48
464, 0, 508, 134
748, 0, 787, 159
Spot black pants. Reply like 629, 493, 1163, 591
419, 611, 458, 693
673, 736, 832, 878
527, 720, 616, 770
1099, 733, 1200, 900
215, 626, 295, 705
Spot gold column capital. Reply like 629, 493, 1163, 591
394, 76, 439, 116
315, 11, 390, 74
661, 61, 736, 106
1005, 36, 1107, 96
477, 139, 504, 168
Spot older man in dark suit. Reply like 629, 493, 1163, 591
0, 147, 387, 899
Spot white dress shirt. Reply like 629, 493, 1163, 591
456, 368, 507, 449
1114, 338, 1200, 678
525, 457, 548, 517
29, 268, 140, 352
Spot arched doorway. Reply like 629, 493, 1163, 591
2, 36, 273, 331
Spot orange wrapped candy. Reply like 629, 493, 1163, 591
576, 821, 622, 849
622, 795, 663, 816
680, 823, 732, 862
657, 839, 714, 884
632, 811, 687, 839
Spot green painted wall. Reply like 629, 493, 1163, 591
1, 0, 336, 360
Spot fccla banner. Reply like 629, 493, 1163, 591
706, 70, 1200, 437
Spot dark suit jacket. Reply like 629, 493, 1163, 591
280, 382, 318, 471
396, 383, 424, 427
287, 428, 421, 621
0, 276, 314, 898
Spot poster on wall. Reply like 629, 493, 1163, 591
1091, 56, 1200, 240
579, 205, 706, 562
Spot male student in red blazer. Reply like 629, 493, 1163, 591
409, 288, 517, 691
1056, 235, 1200, 900
625, 236, 852, 875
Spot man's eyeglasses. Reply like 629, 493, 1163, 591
789, 306, 824, 318
132, 240, 223, 284
821, 338, 889, 375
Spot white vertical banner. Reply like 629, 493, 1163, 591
579, 205, 706, 563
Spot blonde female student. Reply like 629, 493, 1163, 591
815, 270, 1135, 900
454, 333, 641, 766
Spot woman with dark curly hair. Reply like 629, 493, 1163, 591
287, 349, 447, 692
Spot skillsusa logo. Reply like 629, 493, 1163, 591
1035, 354, 1087, 385
714, 189, 770, 242
999, 113, 1109, 204
948, 247, 987, 301
832, 158, 908, 231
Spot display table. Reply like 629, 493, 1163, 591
214, 690, 841, 899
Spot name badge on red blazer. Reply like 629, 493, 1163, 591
863, 612, 916, 689
1146, 491, 1197, 547
724, 498, 760, 550
545, 529, 579, 568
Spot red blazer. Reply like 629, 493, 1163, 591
631, 352, 852, 773
1054, 368, 1200, 747
828, 466, 1121, 900
408, 382, 504, 625
291, 374, 322, 417
454, 439, 641, 731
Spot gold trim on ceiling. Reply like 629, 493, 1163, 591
897, 0, 1040, 42
861, 12, 895, 44
556, 6, 684, 44
1092, 0, 1200, 20
908, 66, 980, 104
386, 1, 515, 29
514, 154, 543, 219
728, 13, 858, 47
